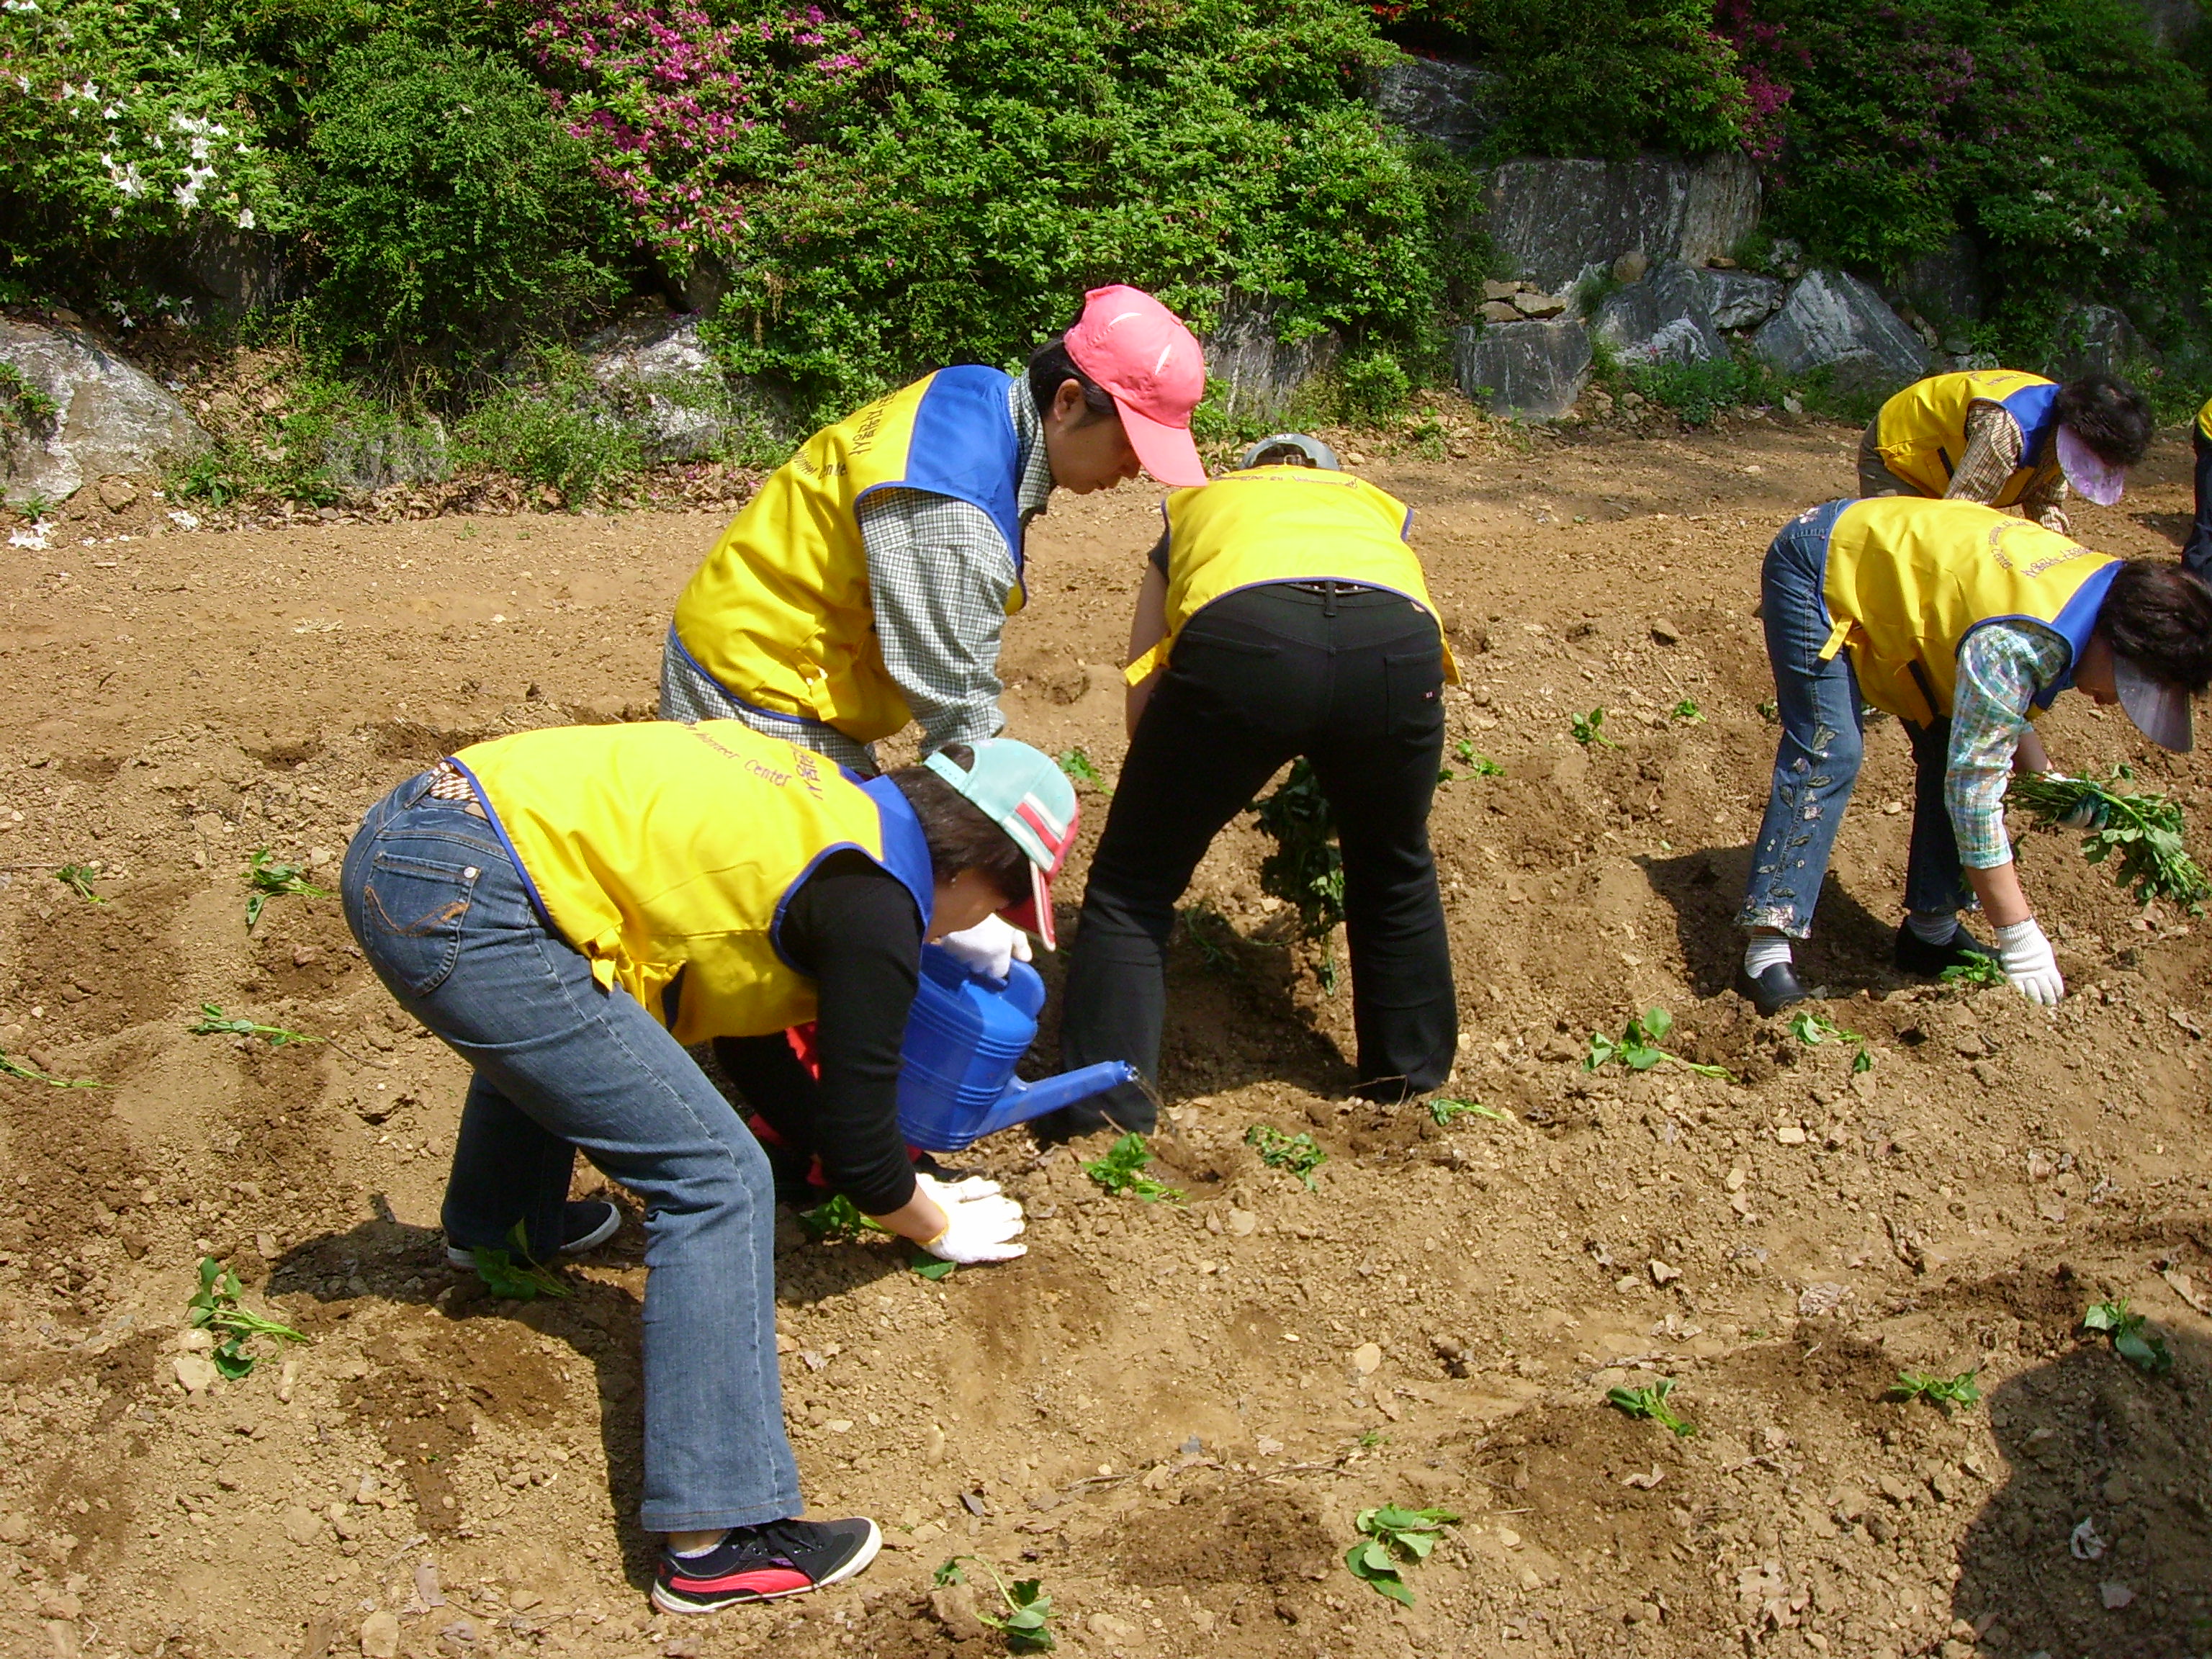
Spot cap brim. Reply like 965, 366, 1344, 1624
1118, 404, 1208, 487
1000, 863, 1058, 950
2057, 426, 2126, 507
2115, 652, 2193, 752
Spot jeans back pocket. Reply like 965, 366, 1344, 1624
354, 848, 483, 997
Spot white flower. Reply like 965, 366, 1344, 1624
237, 207, 255, 230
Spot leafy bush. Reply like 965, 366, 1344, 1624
454, 349, 642, 504
300, 33, 626, 369
534, 0, 1467, 426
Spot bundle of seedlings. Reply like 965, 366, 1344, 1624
2006, 768, 2211, 908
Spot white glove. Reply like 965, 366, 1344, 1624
1995, 918, 2064, 1004
936, 914, 1033, 981
916, 1171, 1027, 1264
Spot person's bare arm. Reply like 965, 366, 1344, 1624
1125, 562, 1169, 737
1964, 859, 2033, 928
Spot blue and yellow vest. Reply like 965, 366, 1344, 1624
1124, 467, 1458, 685
451, 721, 935, 1044
1874, 370, 2062, 508
1817, 497, 2118, 725
671, 367, 1026, 744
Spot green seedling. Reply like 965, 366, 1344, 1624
0, 1051, 99, 1088
1570, 707, 1619, 748
1454, 739, 1503, 776
1427, 1096, 1508, 1127
2007, 768, 2211, 908
1585, 1006, 1731, 1079
1757, 698, 1779, 722
1055, 747, 1105, 791
187, 1256, 309, 1379
469, 1220, 572, 1301
1606, 1376, 1695, 1436
934, 1557, 1056, 1652
1788, 1009, 1872, 1073
1254, 760, 1345, 992
1246, 1123, 1328, 1190
1892, 1369, 1981, 1411
911, 1256, 957, 1280
1938, 955, 2008, 990
1669, 698, 1705, 724
1084, 1133, 1182, 1203
799, 1193, 886, 1241
55, 864, 107, 904
244, 847, 330, 928
1180, 901, 1236, 971
2083, 1298, 2172, 1375
188, 1003, 320, 1047
1344, 1504, 1459, 1607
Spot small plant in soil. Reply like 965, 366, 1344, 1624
911, 1256, 957, 1280
1669, 698, 1705, 724
1570, 707, 1619, 748
1055, 747, 1105, 791
0, 1051, 99, 1088
1586, 1007, 1731, 1079
468, 1220, 572, 1301
244, 847, 330, 928
799, 1193, 885, 1241
1084, 1133, 1182, 1202
1938, 955, 2008, 990
55, 864, 107, 904
1788, 1009, 1872, 1072
1246, 1123, 1328, 1190
1758, 698, 1779, 721
1426, 1096, 1507, 1126
1179, 901, 1236, 971
1344, 1503, 1458, 1606
1440, 739, 1503, 783
2007, 768, 2211, 908
1892, 1369, 1981, 1412
2083, 1298, 2172, 1375
934, 1557, 1056, 1651
1253, 759, 1346, 992
188, 1256, 309, 1378
189, 1003, 320, 1047
1607, 1377, 1696, 1436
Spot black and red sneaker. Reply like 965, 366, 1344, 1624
652, 1516, 881, 1615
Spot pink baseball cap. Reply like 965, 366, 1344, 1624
1061, 285, 1208, 487
2056, 424, 2127, 507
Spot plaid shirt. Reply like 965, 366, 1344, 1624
1945, 401, 2071, 533
1946, 619, 2073, 868
660, 378, 1053, 770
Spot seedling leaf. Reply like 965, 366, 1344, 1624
55, 864, 107, 903
1344, 1503, 1457, 1606
2007, 769, 2211, 908
1892, 1369, 1981, 1411
1669, 698, 1704, 724
1246, 1124, 1328, 1190
1585, 1008, 1731, 1079
1427, 1096, 1507, 1126
1055, 747, 1105, 791
0, 1051, 99, 1088
469, 1220, 572, 1300
184, 1254, 308, 1382
187, 1002, 321, 1047
1570, 707, 1620, 748
911, 1256, 958, 1280
1938, 955, 2008, 990
937, 1557, 1057, 1652
799, 1193, 886, 1241
1084, 1133, 1182, 1203
1606, 1377, 1696, 1436
2084, 1299, 2172, 1375
243, 846, 330, 930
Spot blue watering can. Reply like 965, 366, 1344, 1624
895, 944, 1138, 1153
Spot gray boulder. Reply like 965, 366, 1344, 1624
1453, 319, 1591, 421
1368, 53, 1500, 151
184, 227, 293, 313
1751, 269, 1930, 392
0, 315, 212, 505
1703, 269, 1787, 332
1591, 261, 1727, 366
580, 311, 744, 463
2049, 304, 2143, 379
1890, 233, 1984, 326
1202, 295, 1339, 422
1483, 153, 1761, 292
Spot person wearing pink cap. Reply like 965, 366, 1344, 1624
1859, 369, 2153, 534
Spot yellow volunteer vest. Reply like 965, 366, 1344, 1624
670, 367, 1026, 745
1874, 369, 2059, 505
2196, 395, 2212, 442
1123, 467, 1459, 685
1820, 498, 2118, 725
451, 721, 931, 1045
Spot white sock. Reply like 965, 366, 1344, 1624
1744, 934, 1793, 976
1905, 910, 1959, 945
672, 1532, 731, 1559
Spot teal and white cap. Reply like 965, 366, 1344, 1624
922, 739, 1080, 947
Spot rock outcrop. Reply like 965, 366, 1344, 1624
1751, 269, 1930, 392
1202, 296, 1341, 422
1454, 318, 1591, 421
1483, 153, 1762, 292
0, 315, 212, 505
580, 311, 744, 463
1368, 53, 1500, 151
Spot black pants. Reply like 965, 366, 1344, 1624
2186, 426, 2212, 580
1056, 583, 1458, 1130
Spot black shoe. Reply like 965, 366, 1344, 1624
444, 1200, 621, 1268
1892, 922, 1999, 978
1735, 961, 1812, 1017
654, 1517, 882, 1614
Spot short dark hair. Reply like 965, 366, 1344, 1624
888, 744, 1030, 903
2055, 373, 2154, 467
2097, 560, 2212, 691
1025, 330, 1118, 425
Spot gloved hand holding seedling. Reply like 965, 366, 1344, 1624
2006, 769, 2211, 908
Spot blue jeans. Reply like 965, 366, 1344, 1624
341, 774, 801, 1534
1738, 503, 1973, 938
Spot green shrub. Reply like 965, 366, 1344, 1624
301, 33, 626, 370
1339, 350, 1416, 423
454, 351, 640, 505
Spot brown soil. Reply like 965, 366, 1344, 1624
2, 409, 2208, 1659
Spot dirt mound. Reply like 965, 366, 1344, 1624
0, 414, 2208, 1657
